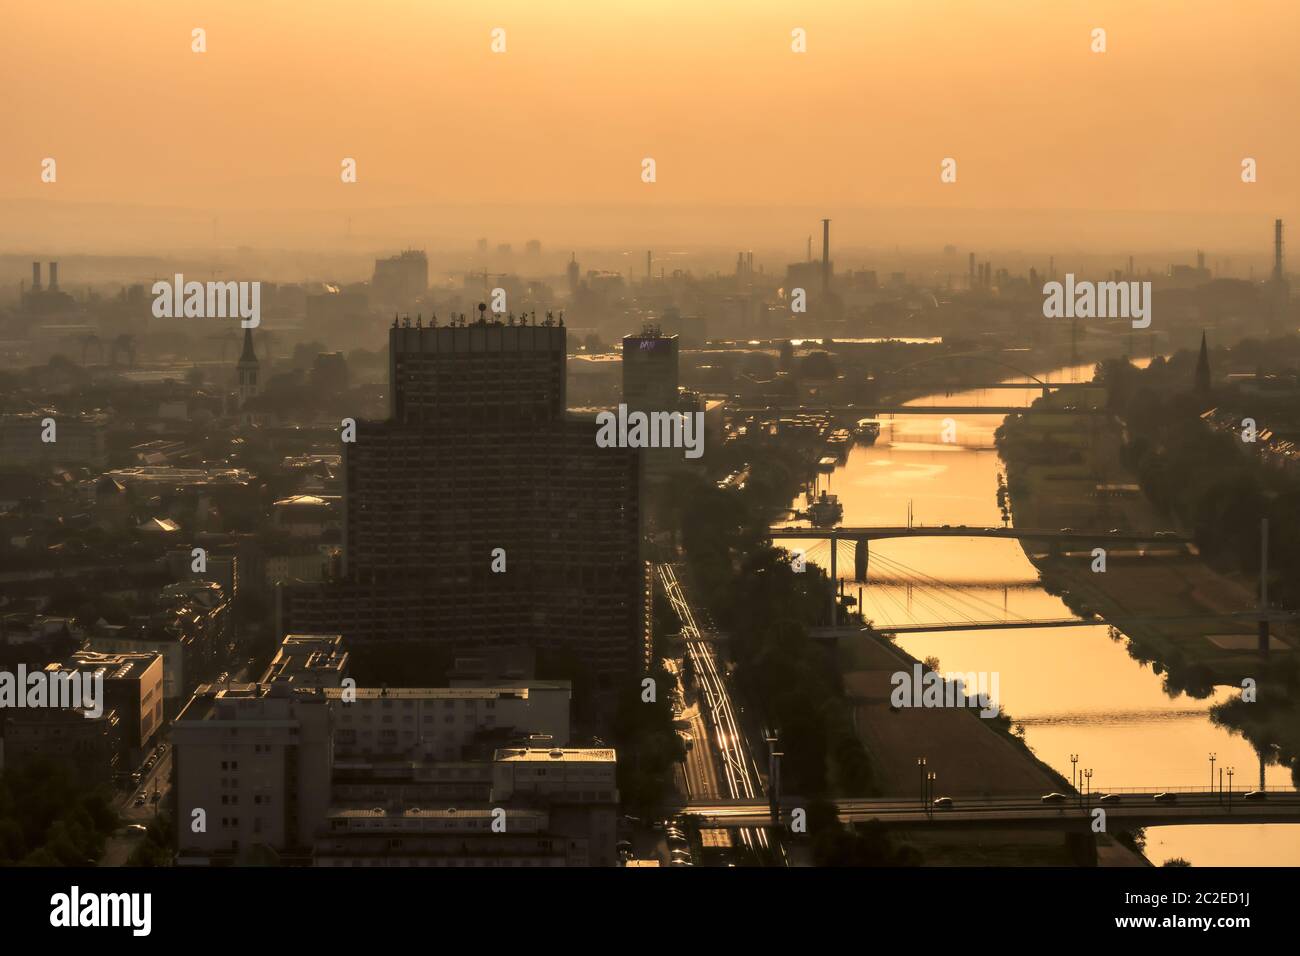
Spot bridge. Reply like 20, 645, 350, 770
768, 525, 1197, 633
768, 526, 1186, 545
731, 402, 1093, 416
805, 609, 1298, 638
678, 791, 1300, 830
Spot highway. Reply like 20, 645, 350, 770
680, 790, 1300, 829
658, 563, 775, 860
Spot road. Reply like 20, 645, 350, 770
658, 563, 775, 861
98, 743, 173, 866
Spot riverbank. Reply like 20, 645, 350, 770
837, 630, 1149, 866
996, 388, 1300, 788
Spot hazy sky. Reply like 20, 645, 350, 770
5, 1, 1298, 253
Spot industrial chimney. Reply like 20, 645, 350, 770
1274, 219, 1285, 282
821, 218, 831, 295
49, 261, 59, 290
32, 261, 41, 291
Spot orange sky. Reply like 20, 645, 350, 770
4, 0, 1298, 252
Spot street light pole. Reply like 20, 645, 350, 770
1209, 753, 1216, 795
1227, 767, 1235, 811
917, 757, 927, 811
1083, 768, 1093, 814
1070, 754, 1078, 791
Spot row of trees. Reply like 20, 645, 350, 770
0, 760, 118, 866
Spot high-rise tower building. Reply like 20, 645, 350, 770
279, 317, 648, 697
621, 327, 679, 414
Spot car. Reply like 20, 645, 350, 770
669, 859, 694, 867
616, 839, 633, 852
133, 795, 146, 807
1154, 530, 1177, 539
1040, 792, 1068, 805
670, 852, 693, 863
651, 820, 665, 831
667, 834, 688, 847
1153, 792, 1177, 803
1108, 528, 1123, 534
932, 796, 954, 809
622, 815, 641, 826
124, 824, 148, 837
1243, 790, 1268, 801
1058, 527, 1075, 534
1099, 793, 1122, 804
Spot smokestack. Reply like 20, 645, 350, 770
49, 261, 58, 290
821, 218, 830, 295
1275, 219, 1285, 282
31, 261, 41, 291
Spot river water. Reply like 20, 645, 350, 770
785, 362, 1300, 866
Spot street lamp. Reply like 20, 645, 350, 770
1209, 753, 1216, 795
1070, 754, 1078, 791
1083, 768, 1093, 811
927, 771, 937, 816
917, 757, 927, 810
1227, 767, 1235, 810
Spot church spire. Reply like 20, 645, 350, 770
1194, 329, 1211, 395
239, 324, 258, 365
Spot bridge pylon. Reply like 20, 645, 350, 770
854, 538, 869, 582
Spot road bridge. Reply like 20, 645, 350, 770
677, 791, 1300, 830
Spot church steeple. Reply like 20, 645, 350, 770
239, 324, 258, 365
1194, 330, 1211, 395
237, 325, 260, 409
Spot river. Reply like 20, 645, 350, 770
784, 361, 1300, 866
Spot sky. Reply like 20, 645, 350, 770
3, 0, 1298, 255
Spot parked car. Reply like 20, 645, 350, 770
133, 795, 146, 807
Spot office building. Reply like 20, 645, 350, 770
280, 319, 648, 692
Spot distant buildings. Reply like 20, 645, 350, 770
372, 250, 428, 311
89, 580, 231, 711
0, 412, 107, 467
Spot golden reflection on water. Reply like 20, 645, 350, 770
783, 367, 1299, 864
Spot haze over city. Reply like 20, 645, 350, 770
4, 0, 1299, 255
1, 0, 1297, 939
